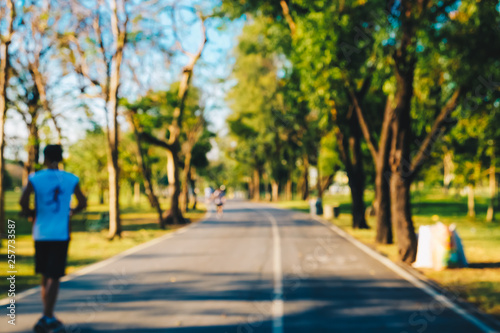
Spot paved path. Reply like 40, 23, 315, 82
1, 201, 493, 333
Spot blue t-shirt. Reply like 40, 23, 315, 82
29, 169, 79, 241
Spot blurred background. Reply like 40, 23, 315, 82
0, 0, 499, 322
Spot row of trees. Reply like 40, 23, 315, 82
220, 0, 500, 263
0, 0, 216, 241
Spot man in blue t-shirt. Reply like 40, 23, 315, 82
20, 145, 87, 333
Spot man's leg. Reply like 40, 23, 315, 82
41, 275, 60, 318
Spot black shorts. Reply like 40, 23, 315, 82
35, 241, 69, 279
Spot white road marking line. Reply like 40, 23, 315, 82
264, 212, 284, 333
0, 211, 212, 306
311, 215, 498, 333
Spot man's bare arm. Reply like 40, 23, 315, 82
19, 181, 35, 220
71, 183, 87, 216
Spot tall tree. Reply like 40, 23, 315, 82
225, 18, 279, 201
21, 0, 62, 142
140, 10, 207, 224
61, 0, 129, 239
126, 85, 212, 224
9, 75, 41, 186
180, 110, 212, 213
125, 106, 164, 226
10, 0, 65, 185
364, 0, 498, 262
291, 3, 387, 229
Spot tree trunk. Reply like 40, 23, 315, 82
486, 151, 496, 222
375, 162, 393, 244
253, 168, 260, 201
248, 180, 253, 200
99, 183, 105, 205
349, 172, 369, 229
180, 153, 192, 213
301, 155, 309, 201
347, 133, 369, 229
164, 148, 187, 225
190, 169, 197, 210
271, 180, 279, 202
286, 177, 292, 201
0, 79, 6, 244
263, 172, 271, 201
337, 112, 370, 230
127, 114, 164, 227
106, 1, 125, 240
386, 0, 423, 264
317, 173, 324, 200
22, 120, 40, 187
388, 60, 417, 262
133, 182, 140, 205
317, 175, 334, 200
390, 175, 418, 263
30, 63, 61, 143
0, 0, 15, 246
443, 151, 454, 194
468, 184, 476, 218
161, 18, 206, 224
346, 77, 394, 244
105, 86, 121, 239
106, 128, 121, 239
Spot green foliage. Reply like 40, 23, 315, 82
318, 132, 341, 178
3, 171, 14, 191
225, 17, 283, 172
66, 127, 108, 196
191, 130, 214, 170
122, 84, 213, 189
225, 15, 329, 188
120, 133, 144, 185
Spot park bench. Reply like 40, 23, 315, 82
73, 211, 109, 232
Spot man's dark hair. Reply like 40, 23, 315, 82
44, 144, 63, 163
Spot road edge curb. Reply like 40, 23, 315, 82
0, 210, 212, 306
308, 213, 499, 333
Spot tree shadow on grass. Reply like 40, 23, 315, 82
67, 257, 104, 268
468, 262, 500, 269
122, 222, 163, 231
411, 201, 490, 218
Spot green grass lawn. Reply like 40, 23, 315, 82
0, 191, 206, 294
277, 190, 500, 320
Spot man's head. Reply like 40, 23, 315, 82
44, 145, 63, 166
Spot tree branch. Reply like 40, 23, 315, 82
410, 88, 462, 176
378, 95, 394, 169
334, 125, 352, 172
140, 131, 173, 150
343, 73, 379, 161
1, 0, 15, 43
279, 0, 296, 37
169, 11, 207, 145
63, 34, 102, 89
94, 1, 110, 76
320, 174, 334, 194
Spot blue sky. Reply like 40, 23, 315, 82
5, 0, 244, 160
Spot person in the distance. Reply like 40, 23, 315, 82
213, 185, 226, 218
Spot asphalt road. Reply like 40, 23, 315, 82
1, 201, 493, 333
